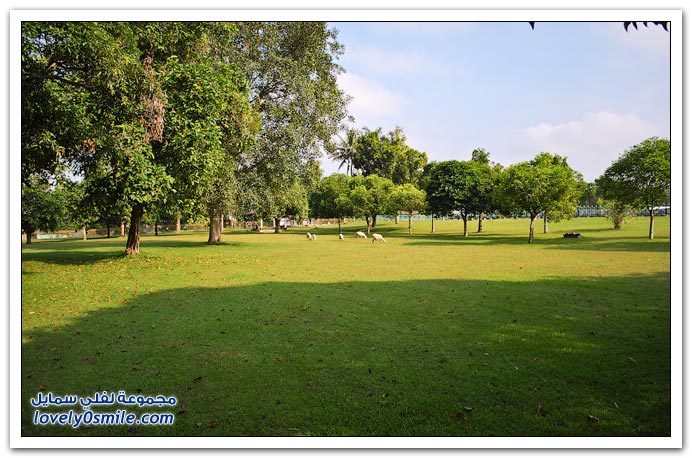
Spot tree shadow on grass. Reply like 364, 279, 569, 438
21, 249, 126, 266
537, 236, 671, 253
21, 236, 251, 266
20, 274, 671, 439
402, 231, 670, 253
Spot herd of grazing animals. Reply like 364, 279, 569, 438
305, 230, 386, 243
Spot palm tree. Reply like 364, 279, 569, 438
331, 128, 360, 176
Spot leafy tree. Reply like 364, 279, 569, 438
596, 137, 671, 239
352, 126, 427, 185
348, 174, 395, 233
470, 149, 500, 233
22, 22, 263, 252
21, 22, 109, 187
159, 51, 258, 244
530, 153, 585, 234
494, 153, 583, 243
21, 183, 70, 244
262, 176, 310, 233
228, 22, 349, 231
420, 161, 439, 233
389, 183, 427, 236
425, 159, 497, 237
471, 148, 490, 165
310, 174, 353, 233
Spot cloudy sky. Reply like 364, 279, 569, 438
324, 21, 671, 183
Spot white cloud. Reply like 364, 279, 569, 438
500, 111, 666, 182
337, 72, 407, 125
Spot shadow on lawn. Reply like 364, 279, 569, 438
21, 273, 671, 438
402, 231, 670, 253
21, 236, 251, 266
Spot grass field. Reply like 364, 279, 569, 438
20, 216, 672, 438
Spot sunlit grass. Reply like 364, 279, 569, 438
20, 216, 671, 437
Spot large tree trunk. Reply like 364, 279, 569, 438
408, 213, 413, 236
649, 208, 655, 240
125, 204, 144, 254
477, 212, 484, 233
528, 213, 539, 244
365, 216, 371, 233
208, 213, 223, 244
24, 229, 34, 245
106, 224, 111, 238
431, 214, 435, 233
274, 217, 281, 234
120, 221, 125, 237
82, 226, 87, 241
371, 214, 377, 229
543, 212, 548, 234
338, 218, 342, 233
176, 213, 181, 233
154, 218, 159, 236
462, 214, 468, 237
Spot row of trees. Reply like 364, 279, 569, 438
21, 21, 670, 248
315, 136, 671, 243
23, 127, 669, 245
313, 148, 586, 244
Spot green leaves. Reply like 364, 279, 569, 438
389, 183, 427, 216
350, 126, 427, 185
21, 183, 71, 240
596, 137, 670, 239
425, 159, 497, 223
495, 153, 583, 243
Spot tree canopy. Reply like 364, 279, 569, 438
349, 126, 427, 185
494, 153, 584, 243
389, 183, 427, 236
310, 173, 354, 232
21, 21, 348, 252
425, 158, 497, 236
596, 137, 671, 239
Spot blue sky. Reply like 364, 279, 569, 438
324, 21, 671, 182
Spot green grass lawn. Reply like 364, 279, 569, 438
20, 216, 671, 437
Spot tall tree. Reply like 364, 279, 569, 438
470, 149, 500, 233
159, 51, 257, 244
22, 22, 259, 253
596, 137, 671, 239
228, 22, 349, 228
331, 128, 360, 177
494, 153, 583, 243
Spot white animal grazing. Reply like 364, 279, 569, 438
338, 233, 344, 241
356, 231, 368, 239
372, 233, 387, 243
306, 232, 313, 240
311, 233, 317, 241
